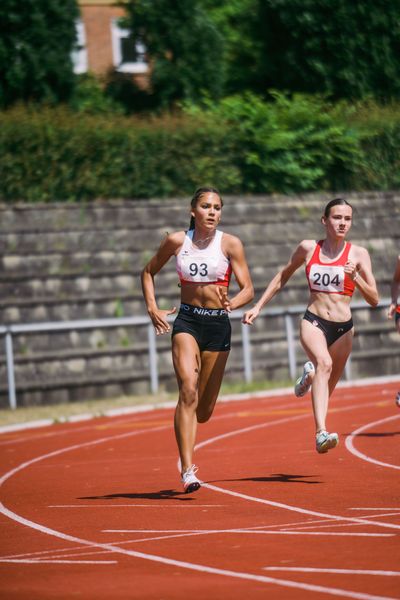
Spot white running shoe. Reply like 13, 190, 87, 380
316, 430, 339, 454
396, 392, 400, 408
294, 361, 315, 397
181, 465, 201, 494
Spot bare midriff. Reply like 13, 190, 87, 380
180, 283, 227, 309
307, 291, 352, 322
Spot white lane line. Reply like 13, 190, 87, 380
201, 483, 400, 531
0, 502, 396, 600
1, 559, 117, 564
4, 527, 390, 566
345, 415, 400, 470
0, 398, 398, 600
6, 399, 396, 538
350, 508, 400, 511
104, 529, 392, 538
0, 423, 171, 488
192, 403, 400, 532
263, 567, 400, 577
279, 514, 400, 532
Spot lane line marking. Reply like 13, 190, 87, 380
263, 567, 400, 577
0, 559, 117, 564
104, 529, 392, 537
278, 514, 400, 531
350, 508, 400, 511
0, 396, 398, 599
0, 502, 396, 600
345, 415, 400, 470
201, 482, 400, 531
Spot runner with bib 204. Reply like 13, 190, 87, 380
243, 198, 379, 454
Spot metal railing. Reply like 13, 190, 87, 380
0, 299, 392, 410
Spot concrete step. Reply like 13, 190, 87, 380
0, 293, 147, 324
1, 214, 398, 257
1, 191, 398, 233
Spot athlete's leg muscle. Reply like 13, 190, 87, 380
172, 333, 200, 472
196, 350, 229, 423
300, 319, 332, 432
327, 328, 354, 396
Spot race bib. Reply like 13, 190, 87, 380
180, 255, 219, 283
309, 264, 344, 293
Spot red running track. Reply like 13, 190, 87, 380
0, 380, 399, 600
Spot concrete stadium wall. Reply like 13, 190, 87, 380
0, 191, 399, 407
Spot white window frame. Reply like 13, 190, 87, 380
111, 19, 148, 74
72, 19, 88, 74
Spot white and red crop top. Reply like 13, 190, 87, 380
305, 240, 356, 297
176, 229, 232, 287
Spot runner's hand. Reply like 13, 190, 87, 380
216, 286, 232, 312
344, 260, 358, 280
149, 307, 176, 335
388, 302, 396, 319
242, 306, 260, 325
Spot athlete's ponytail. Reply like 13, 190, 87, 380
189, 187, 222, 230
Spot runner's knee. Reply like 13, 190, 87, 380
316, 356, 333, 376
178, 382, 197, 409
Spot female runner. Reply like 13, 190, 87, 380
141, 187, 253, 492
243, 197, 379, 453
387, 254, 400, 406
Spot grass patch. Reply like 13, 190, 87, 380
0, 392, 175, 428
0, 379, 292, 428
220, 379, 292, 396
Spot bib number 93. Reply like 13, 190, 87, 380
189, 262, 208, 277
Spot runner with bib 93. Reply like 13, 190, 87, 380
243, 198, 379, 454
141, 187, 253, 492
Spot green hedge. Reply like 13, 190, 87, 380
0, 107, 241, 201
0, 96, 399, 202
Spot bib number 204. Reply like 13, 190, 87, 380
313, 272, 340, 287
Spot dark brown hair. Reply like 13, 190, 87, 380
189, 187, 222, 230
324, 197, 353, 218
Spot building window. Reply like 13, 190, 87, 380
111, 19, 148, 74
71, 19, 88, 74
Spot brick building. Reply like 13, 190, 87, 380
73, 0, 149, 87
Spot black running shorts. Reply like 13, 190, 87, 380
172, 303, 231, 352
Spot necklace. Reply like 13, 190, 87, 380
192, 232, 215, 245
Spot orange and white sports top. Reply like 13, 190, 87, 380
305, 240, 355, 297
176, 229, 232, 287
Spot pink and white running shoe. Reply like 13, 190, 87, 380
295, 361, 315, 397
181, 465, 201, 494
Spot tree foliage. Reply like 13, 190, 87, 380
125, 0, 225, 108
0, 0, 79, 107
200, 0, 263, 95
258, 0, 400, 100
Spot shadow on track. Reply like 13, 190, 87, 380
208, 473, 321, 485
78, 489, 194, 501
